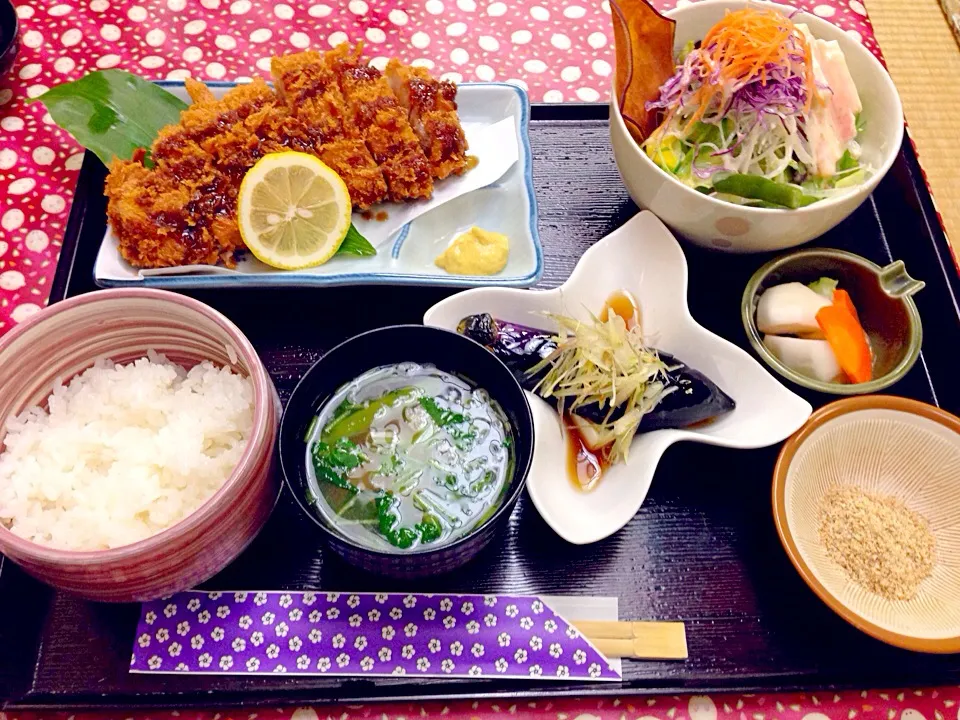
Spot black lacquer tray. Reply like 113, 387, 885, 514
2, 104, 960, 711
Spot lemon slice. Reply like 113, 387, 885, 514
237, 152, 352, 270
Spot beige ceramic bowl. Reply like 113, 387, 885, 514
773, 396, 960, 652
609, 0, 905, 252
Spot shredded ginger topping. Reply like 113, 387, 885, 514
529, 312, 672, 464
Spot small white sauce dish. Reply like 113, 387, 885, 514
424, 211, 812, 544
609, 0, 905, 253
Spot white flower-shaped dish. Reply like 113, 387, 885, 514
424, 211, 813, 545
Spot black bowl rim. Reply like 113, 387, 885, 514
0, 0, 19, 71
278, 323, 535, 559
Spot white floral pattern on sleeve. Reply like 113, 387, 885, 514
131, 592, 621, 680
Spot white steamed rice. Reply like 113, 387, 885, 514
0, 353, 254, 551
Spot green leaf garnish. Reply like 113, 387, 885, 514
311, 437, 367, 493
469, 470, 498, 496
322, 387, 417, 442
375, 493, 419, 548
449, 425, 477, 451
418, 396, 467, 427
420, 397, 476, 449
29, 70, 187, 167
415, 513, 443, 543
338, 224, 377, 257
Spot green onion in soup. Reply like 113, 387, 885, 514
304, 363, 514, 551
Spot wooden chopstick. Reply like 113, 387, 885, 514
571, 620, 688, 660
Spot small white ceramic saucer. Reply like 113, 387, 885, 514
424, 211, 812, 545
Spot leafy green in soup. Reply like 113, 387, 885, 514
305, 363, 514, 552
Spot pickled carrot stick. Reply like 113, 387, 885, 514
832, 288, 861, 323
816, 298, 872, 383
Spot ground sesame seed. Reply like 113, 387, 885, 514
818, 486, 935, 601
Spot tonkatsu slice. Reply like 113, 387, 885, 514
271, 49, 388, 209
327, 43, 433, 202
385, 60, 470, 180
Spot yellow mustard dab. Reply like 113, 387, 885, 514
434, 227, 509, 276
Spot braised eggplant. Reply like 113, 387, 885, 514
457, 312, 735, 434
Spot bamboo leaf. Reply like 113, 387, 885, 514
29, 70, 187, 166
337, 224, 377, 257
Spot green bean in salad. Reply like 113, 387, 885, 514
713, 174, 820, 209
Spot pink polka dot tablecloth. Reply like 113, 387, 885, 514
0, 0, 881, 331
0, 0, 939, 713
0, 0, 933, 715
2, 686, 960, 720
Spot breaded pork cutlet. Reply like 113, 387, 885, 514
384, 60, 469, 180
327, 44, 433, 202
105, 152, 241, 268
151, 78, 274, 172
105, 47, 474, 269
106, 81, 278, 268
271, 50, 388, 209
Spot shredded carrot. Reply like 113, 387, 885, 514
684, 6, 814, 128
816, 298, 872, 383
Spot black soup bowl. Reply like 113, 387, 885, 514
279, 324, 534, 579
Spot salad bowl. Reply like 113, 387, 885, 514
610, 0, 905, 253
424, 211, 812, 544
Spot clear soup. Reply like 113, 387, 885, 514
305, 363, 514, 552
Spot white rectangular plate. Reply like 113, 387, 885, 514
93, 82, 542, 290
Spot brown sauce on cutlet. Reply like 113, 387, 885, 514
354, 97, 400, 129
434, 125, 465, 159
438, 82, 457, 102
268, 126, 319, 153
153, 210, 185, 231
375, 138, 405, 161
346, 154, 368, 168
289, 135, 319, 153
161, 156, 203, 184
153, 101, 269, 160
346, 66, 381, 82
192, 178, 236, 218
144, 166, 239, 262
295, 76, 335, 103
408, 78, 437, 109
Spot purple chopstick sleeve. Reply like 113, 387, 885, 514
131, 591, 621, 681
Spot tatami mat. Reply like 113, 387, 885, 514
868, 0, 960, 254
